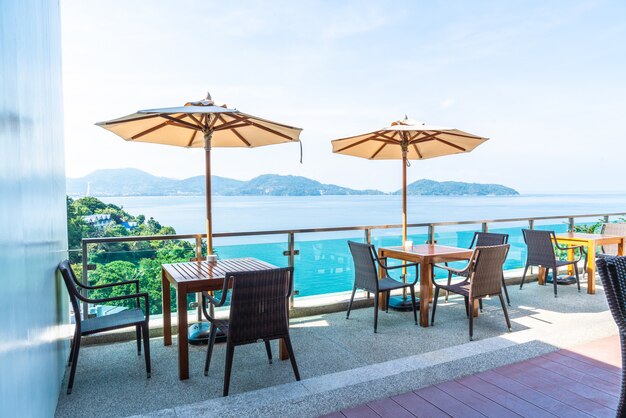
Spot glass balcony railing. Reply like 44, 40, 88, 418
72, 211, 623, 322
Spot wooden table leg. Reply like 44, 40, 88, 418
279, 339, 288, 360
419, 262, 432, 327
177, 285, 189, 380
586, 241, 596, 294
472, 299, 479, 317
567, 247, 575, 275
162, 269, 172, 346
618, 238, 625, 256
279, 307, 291, 360
538, 267, 546, 285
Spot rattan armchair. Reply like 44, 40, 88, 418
520, 229, 582, 297
443, 232, 510, 306
202, 267, 299, 396
347, 241, 419, 333
58, 261, 151, 394
596, 256, 626, 417
431, 245, 511, 341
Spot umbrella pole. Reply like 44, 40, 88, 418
402, 155, 407, 299
402, 155, 407, 245
389, 154, 414, 310
188, 131, 225, 346
204, 132, 213, 256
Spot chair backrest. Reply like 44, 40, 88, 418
600, 223, 626, 256
58, 260, 83, 327
227, 267, 293, 345
471, 232, 509, 248
347, 241, 379, 292
597, 256, 626, 331
470, 244, 510, 298
522, 229, 556, 266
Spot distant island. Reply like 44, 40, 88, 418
395, 179, 519, 196
66, 168, 519, 197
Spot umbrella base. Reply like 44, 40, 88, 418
188, 321, 226, 345
388, 296, 420, 311
545, 274, 578, 285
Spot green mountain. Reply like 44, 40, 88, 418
66, 169, 382, 196
232, 174, 383, 196
397, 179, 519, 196
67, 169, 518, 197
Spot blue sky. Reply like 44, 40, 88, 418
61, 0, 626, 193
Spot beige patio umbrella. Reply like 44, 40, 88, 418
332, 116, 488, 246
96, 93, 302, 255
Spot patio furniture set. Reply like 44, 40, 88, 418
57, 223, 626, 398
348, 226, 624, 334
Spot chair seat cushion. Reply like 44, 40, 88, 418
378, 276, 412, 291
436, 281, 471, 296
81, 308, 145, 335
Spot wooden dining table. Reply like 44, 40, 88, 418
549, 232, 626, 294
378, 244, 474, 327
161, 257, 286, 380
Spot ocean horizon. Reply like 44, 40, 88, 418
100, 193, 626, 235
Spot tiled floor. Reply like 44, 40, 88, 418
323, 335, 622, 418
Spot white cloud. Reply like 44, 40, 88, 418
441, 98, 455, 108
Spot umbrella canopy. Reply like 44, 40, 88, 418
96, 93, 302, 255
331, 117, 488, 244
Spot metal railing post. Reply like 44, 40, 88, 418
604, 215, 610, 223
427, 224, 435, 244
364, 228, 371, 299
287, 232, 296, 309
195, 235, 203, 261
81, 239, 89, 320
482, 222, 488, 233
528, 220, 534, 274
568, 217, 575, 232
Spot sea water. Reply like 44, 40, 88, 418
101, 194, 626, 297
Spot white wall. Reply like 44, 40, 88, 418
0, 0, 69, 416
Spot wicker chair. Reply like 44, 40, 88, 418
520, 229, 583, 297
596, 256, 626, 417
443, 232, 510, 306
600, 223, 626, 255
431, 245, 511, 341
57, 261, 151, 394
202, 267, 299, 396
346, 241, 419, 333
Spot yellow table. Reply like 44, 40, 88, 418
552, 232, 625, 294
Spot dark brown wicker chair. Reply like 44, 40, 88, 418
596, 256, 626, 417
202, 267, 299, 396
347, 241, 419, 333
431, 245, 511, 341
443, 232, 510, 306
519, 229, 583, 297
57, 260, 151, 394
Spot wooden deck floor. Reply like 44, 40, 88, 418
321, 335, 622, 418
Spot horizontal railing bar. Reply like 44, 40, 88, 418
81, 211, 626, 245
